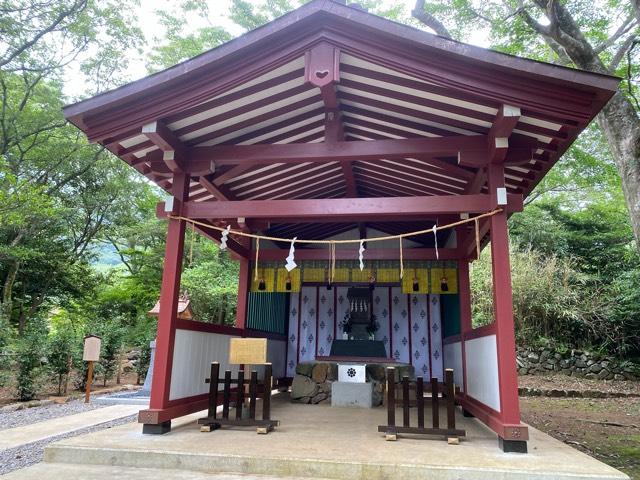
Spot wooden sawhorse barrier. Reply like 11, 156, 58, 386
198, 361, 279, 434
378, 367, 465, 443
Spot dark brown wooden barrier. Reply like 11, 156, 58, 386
378, 367, 465, 442
198, 362, 279, 434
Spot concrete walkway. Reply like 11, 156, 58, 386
2, 463, 329, 480
0, 404, 140, 451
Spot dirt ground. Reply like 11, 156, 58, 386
519, 375, 640, 480
0, 370, 140, 407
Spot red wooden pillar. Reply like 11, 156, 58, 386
457, 259, 472, 396
143, 172, 190, 434
235, 257, 250, 330
487, 164, 528, 452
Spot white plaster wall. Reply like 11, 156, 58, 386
464, 334, 500, 412
443, 341, 464, 392
169, 329, 240, 401
170, 330, 287, 401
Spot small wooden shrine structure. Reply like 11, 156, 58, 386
63, 0, 618, 452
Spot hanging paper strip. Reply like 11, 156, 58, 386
250, 267, 276, 292
430, 268, 458, 294
401, 268, 429, 294
275, 268, 301, 292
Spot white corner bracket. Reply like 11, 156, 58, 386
164, 197, 175, 213
496, 187, 508, 206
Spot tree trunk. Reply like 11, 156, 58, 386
597, 92, 640, 244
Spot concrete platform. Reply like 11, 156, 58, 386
37, 394, 628, 480
1, 462, 332, 480
0, 404, 140, 451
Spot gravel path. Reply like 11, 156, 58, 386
0, 399, 105, 431
0, 413, 137, 475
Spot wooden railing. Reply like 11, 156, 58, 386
378, 367, 465, 442
197, 362, 279, 434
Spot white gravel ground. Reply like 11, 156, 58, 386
0, 399, 105, 431
0, 413, 137, 475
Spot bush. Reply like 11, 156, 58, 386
471, 243, 592, 347
181, 260, 237, 324
15, 319, 48, 401
471, 242, 639, 358
48, 325, 78, 395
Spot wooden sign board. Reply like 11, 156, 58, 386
229, 338, 268, 365
83, 335, 101, 362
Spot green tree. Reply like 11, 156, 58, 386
411, 0, 640, 248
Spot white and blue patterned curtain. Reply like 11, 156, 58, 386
316, 287, 335, 357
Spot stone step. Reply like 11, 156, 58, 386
2, 463, 331, 480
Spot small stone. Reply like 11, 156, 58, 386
527, 353, 540, 363
561, 369, 572, 375
311, 392, 328, 404
585, 373, 597, 380
318, 381, 332, 394
596, 369, 610, 380
296, 363, 314, 377
614, 374, 625, 381
326, 363, 338, 381
291, 374, 318, 399
588, 363, 602, 373
312, 363, 329, 383
366, 364, 386, 382
575, 359, 586, 368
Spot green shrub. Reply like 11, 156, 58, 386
15, 319, 48, 401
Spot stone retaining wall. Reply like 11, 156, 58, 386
517, 347, 638, 380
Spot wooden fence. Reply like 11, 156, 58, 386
198, 362, 279, 434
378, 367, 465, 442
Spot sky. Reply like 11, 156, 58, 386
66, 0, 490, 98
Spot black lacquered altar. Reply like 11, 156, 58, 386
329, 340, 387, 358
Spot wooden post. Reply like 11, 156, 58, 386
223, 370, 231, 419
84, 361, 94, 404
431, 377, 439, 429
402, 376, 410, 427
236, 370, 245, 419
445, 369, 456, 429
487, 164, 522, 427
207, 362, 220, 419
386, 367, 395, 426
262, 363, 272, 421
235, 257, 250, 329
416, 377, 424, 428
249, 370, 258, 419
149, 172, 190, 414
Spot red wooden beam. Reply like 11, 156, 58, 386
179, 193, 523, 220
142, 120, 188, 173
199, 175, 234, 201
189, 135, 488, 167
